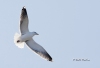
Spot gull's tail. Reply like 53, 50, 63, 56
14, 33, 24, 48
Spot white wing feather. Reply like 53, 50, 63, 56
25, 39, 52, 61
20, 7, 29, 34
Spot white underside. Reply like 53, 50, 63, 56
14, 33, 24, 48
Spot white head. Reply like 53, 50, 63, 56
32, 32, 39, 35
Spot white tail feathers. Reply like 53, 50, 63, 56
14, 33, 24, 48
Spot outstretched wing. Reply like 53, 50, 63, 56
25, 39, 52, 62
20, 7, 29, 34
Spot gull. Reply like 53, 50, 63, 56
14, 6, 52, 62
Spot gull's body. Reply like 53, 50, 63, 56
14, 7, 52, 61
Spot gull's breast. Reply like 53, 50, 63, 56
20, 32, 33, 42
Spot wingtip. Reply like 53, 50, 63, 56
48, 58, 53, 62
50, 60, 53, 62
23, 6, 26, 9
20, 6, 27, 19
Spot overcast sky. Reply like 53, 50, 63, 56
0, 0, 100, 68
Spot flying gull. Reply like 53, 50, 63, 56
14, 6, 52, 62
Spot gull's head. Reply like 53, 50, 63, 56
32, 32, 39, 35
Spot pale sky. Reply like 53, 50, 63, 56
0, 0, 100, 68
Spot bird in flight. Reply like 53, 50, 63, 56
14, 6, 52, 62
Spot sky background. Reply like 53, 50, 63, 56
0, 0, 100, 68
